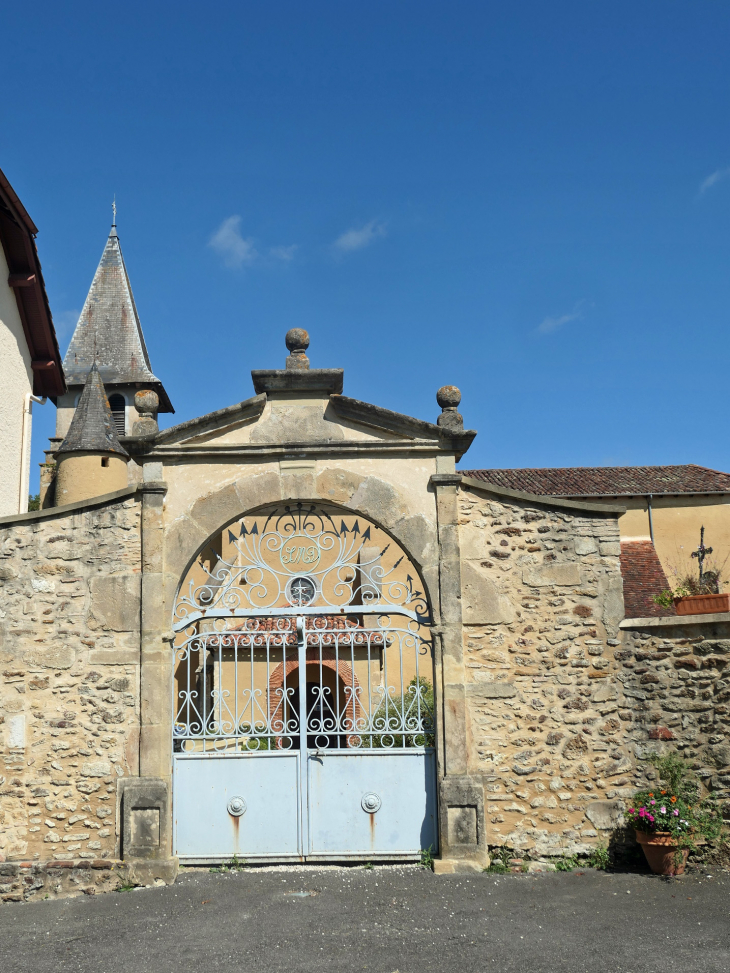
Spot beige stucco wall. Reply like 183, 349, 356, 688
55, 453, 129, 506
619, 495, 730, 588
0, 245, 33, 517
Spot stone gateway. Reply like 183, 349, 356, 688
1, 325, 729, 899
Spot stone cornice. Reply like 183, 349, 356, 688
620, 612, 730, 629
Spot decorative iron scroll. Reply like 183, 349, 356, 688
173, 502, 430, 630
173, 618, 434, 752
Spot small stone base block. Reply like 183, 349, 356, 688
117, 858, 179, 887
433, 858, 488, 875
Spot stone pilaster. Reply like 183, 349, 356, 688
132, 476, 175, 869
430, 473, 489, 871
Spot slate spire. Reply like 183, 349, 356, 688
62, 220, 173, 412
56, 363, 129, 458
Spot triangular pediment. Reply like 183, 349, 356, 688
126, 390, 475, 453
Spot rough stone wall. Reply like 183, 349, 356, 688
458, 488, 631, 856
619, 621, 730, 815
0, 496, 141, 870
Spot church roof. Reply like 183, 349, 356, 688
459, 464, 730, 497
62, 223, 173, 412
56, 362, 129, 458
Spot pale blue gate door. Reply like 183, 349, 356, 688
171, 502, 438, 863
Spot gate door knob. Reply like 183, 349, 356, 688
227, 796, 247, 816
361, 792, 382, 813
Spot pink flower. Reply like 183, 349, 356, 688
628, 808, 635, 814
673, 810, 679, 816
650, 800, 656, 805
660, 807, 666, 814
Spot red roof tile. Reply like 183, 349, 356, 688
459, 464, 730, 497
620, 541, 674, 618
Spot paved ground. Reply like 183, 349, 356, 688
0, 865, 728, 973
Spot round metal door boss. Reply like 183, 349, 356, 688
227, 796, 247, 817
361, 792, 382, 813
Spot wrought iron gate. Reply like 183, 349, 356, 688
171, 503, 438, 862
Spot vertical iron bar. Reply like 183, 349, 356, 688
297, 615, 309, 856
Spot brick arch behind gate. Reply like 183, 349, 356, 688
268, 648, 364, 743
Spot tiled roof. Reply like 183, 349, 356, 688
620, 541, 674, 619
63, 225, 173, 412
460, 465, 730, 497
56, 363, 128, 458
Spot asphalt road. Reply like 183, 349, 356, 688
0, 865, 728, 973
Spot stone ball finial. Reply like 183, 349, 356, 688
437, 385, 464, 433
285, 328, 310, 371
436, 385, 461, 410
132, 389, 160, 436
135, 389, 159, 417
285, 328, 310, 354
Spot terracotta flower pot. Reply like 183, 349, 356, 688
673, 593, 730, 616
635, 830, 689, 876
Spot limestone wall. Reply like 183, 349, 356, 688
0, 494, 142, 866
458, 487, 631, 856
618, 619, 730, 813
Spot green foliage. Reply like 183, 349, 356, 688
419, 846, 435, 870
368, 677, 435, 748
27, 493, 40, 511
362, 861, 374, 870
587, 845, 610, 871
484, 847, 512, 873
115, 882, 137, 892
626, 751, 723, 854
210, 854, 246, 873
555, 855, 578, 871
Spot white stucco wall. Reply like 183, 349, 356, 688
0, 244, 33, 516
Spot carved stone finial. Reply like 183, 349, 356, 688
285, 328, 310, 371
436, 385, 464, 432
133, 389, 159, 435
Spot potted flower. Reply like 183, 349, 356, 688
626, 753, 722, 876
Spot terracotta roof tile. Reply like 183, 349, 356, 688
460, 465, 730, 496
620, 541, 674, 618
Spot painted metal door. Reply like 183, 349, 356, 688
171, 502, 438, 863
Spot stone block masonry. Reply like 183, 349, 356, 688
0, 496, 142, 868
459, 488, 633, 857
618, 618, 730, 813
459, 486, 730, 859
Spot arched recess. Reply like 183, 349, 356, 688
171, 499, 436, 754
163, 469, 440, 624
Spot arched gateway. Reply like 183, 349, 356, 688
172, 501, 438, 861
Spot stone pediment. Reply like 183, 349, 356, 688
123, 330, 476, 460
124, 389, 475, 458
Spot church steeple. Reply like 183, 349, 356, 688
61, 218, 173, 413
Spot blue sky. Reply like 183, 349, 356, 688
3, 2, 730, 490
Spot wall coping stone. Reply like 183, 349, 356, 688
459, 474, 627, 515
620, 611, 730, 629
0, 485, 140, 527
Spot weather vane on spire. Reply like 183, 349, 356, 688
112, 196, 117, 227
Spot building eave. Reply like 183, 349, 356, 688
0, 166, 66, 398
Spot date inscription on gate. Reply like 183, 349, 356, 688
280, 534, 321, 570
